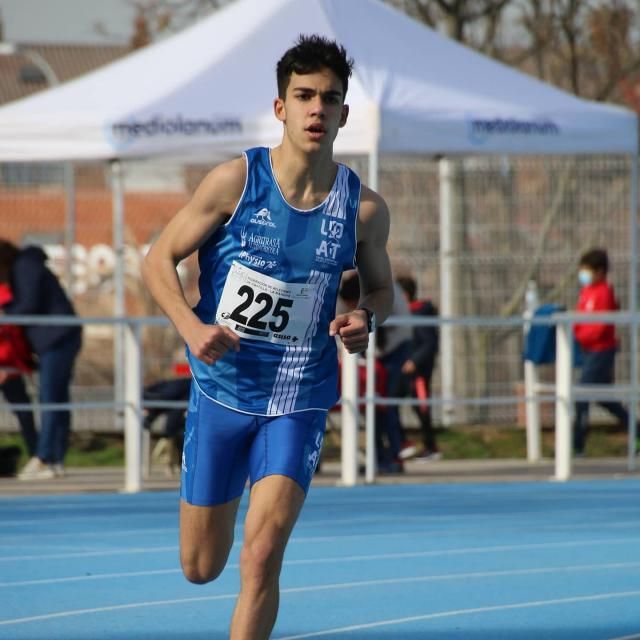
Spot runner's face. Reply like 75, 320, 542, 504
275, 68, 348, 151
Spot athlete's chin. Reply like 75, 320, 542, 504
299, 138, 333, 154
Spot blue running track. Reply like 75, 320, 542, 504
1, 480, 640, 639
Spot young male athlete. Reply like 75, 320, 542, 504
143, 34, 394, 639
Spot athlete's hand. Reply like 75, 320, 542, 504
185, 321, 240, 365
329, 310, 370, 354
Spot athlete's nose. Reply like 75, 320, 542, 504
309, 95, 325, 117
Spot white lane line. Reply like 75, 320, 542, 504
0, 546, 178, 562
3, 556, 640, 589
609, 634, 640, 640
0, 526, 178, 543
0, 568, 182, 587
275, 590, 640, 639
0, 514, 173, 528
2, 508, 640, 544
3, 568, 640, 627
2, 503, 639, 529
1, 503, 639, 530
0, 594, 237, 626
2, 534, 640, 563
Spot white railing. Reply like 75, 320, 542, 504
1, 311, 637, 491
345, 312, 639, 486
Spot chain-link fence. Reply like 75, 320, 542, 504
0, 154, 635, 432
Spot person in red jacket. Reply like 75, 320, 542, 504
0, 282, 37, 458
573, 248, 632, 454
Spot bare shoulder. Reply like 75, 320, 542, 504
357, 184, 390, 241
145, 155, 247, 263
191, 155, 247, 217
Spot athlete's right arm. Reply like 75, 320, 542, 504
142, 157, 246, 365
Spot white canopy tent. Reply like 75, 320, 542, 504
0, 0, 637, 487
0, 0, 635, 159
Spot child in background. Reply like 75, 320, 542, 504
573, 248, 634, 454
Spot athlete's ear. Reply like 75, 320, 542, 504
339, 104, 349, 128
274, 97, 286, 123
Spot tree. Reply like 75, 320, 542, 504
94, 0, 231, 49
510, 0, 640, 104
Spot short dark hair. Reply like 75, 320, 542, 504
276, 34, 354, 99
579, 248, 609, 273
396, 275, 417, 302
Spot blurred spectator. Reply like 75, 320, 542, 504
143, 377, 191, 476
377, 279, 414, 466
397, 275, 441, 461
0, 240, 82, 480
573, 248, 636, 455
339, 272, 412, 471
0, 282, 38, 459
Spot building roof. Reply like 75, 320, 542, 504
0, 42, 128, 106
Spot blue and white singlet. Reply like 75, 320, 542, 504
188, 147, 361, 415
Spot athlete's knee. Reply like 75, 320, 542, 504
181, 550, 228, 584
240, 533, 286, 585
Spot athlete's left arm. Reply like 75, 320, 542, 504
354, 185, 394, 323
329, 186, 394, 354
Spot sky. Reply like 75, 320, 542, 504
0, 0, 137, 45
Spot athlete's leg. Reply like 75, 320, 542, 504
179, 383, 257, 584
230, 410, 325, 639
230, 475, 305, 639
180, 498, 241, 584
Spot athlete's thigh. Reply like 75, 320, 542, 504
180, 497, 241, 580
181, 382, 257, 506
242, 474, 306, 558
249, 410, 326, 496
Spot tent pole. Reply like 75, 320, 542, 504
364, 145, 379, 484
439, 157, 456, 426
110, 160, 126, 472
628, 153, 638, 472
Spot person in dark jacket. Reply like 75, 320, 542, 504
396, 275, 441, 461
0, 239, 82, 479
0, 281, 38, 458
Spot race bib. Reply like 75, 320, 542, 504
216, 261, 319, 346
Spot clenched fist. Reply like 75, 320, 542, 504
329, 309, 370, 354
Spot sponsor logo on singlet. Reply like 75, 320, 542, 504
240, 227, 281, 256
237, 250, 277, 271
314, 219, 343, 266
250, 208, 276, 228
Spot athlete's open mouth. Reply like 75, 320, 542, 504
306, 124, 326, 134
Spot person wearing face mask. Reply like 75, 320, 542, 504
573, 248, 634, 455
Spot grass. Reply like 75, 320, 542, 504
0, 433, 125, 467
0, 423, 632, 470
322, 422, 632, 461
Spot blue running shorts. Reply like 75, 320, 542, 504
180, 382, 327, 506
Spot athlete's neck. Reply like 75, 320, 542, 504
270, 144, 337, 210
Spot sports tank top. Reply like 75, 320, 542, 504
188, 147, 361, 415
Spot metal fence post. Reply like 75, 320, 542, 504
341, 347, 359, 487
365, 333, 377, 483
523, 279, 541, 462
123, 320, 143, 493
554, 320, 573, 481
524, 361, 542, 462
